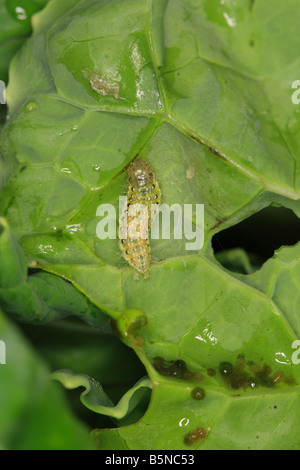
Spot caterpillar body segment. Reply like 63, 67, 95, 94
119, 160, 161, 279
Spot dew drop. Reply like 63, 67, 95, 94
179, 417, 190, 427
65, 224, 83, 234
92, 164, 101, 172
15, 6, 27, 20
25, 102, 37, 112
60, 168, 71, 174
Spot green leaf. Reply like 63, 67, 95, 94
0, 0, 49, 82
0, 217, 111, 329
21, 317, 148, 407
93, 380, 300, 450
0, 309, 94, 449
214, 247, 258, 275
20, 316, 150, 430
243, 243, 300, 337
1, 0, 300, 450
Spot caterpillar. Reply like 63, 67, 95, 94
119, 160, 161, 279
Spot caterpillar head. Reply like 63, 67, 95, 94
128, 160, 154, 187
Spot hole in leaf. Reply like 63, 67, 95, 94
212, 205, 300, 274
20, 317, 150, 429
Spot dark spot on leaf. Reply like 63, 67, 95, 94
133, 335, 144, 348
184, 427, 206, 446
189, 134, 228, 161
217, 355, 294, 390
212, 216, 229, 230
110, 318, 121, 339
152, 357, 203, 382
55, 229, 63, 239
219, 361, 233, 377
207, 368, 216, 377
191, 387, 206, 400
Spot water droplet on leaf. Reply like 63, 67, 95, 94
25, 102, 37, 112
15, 6, 27, 20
